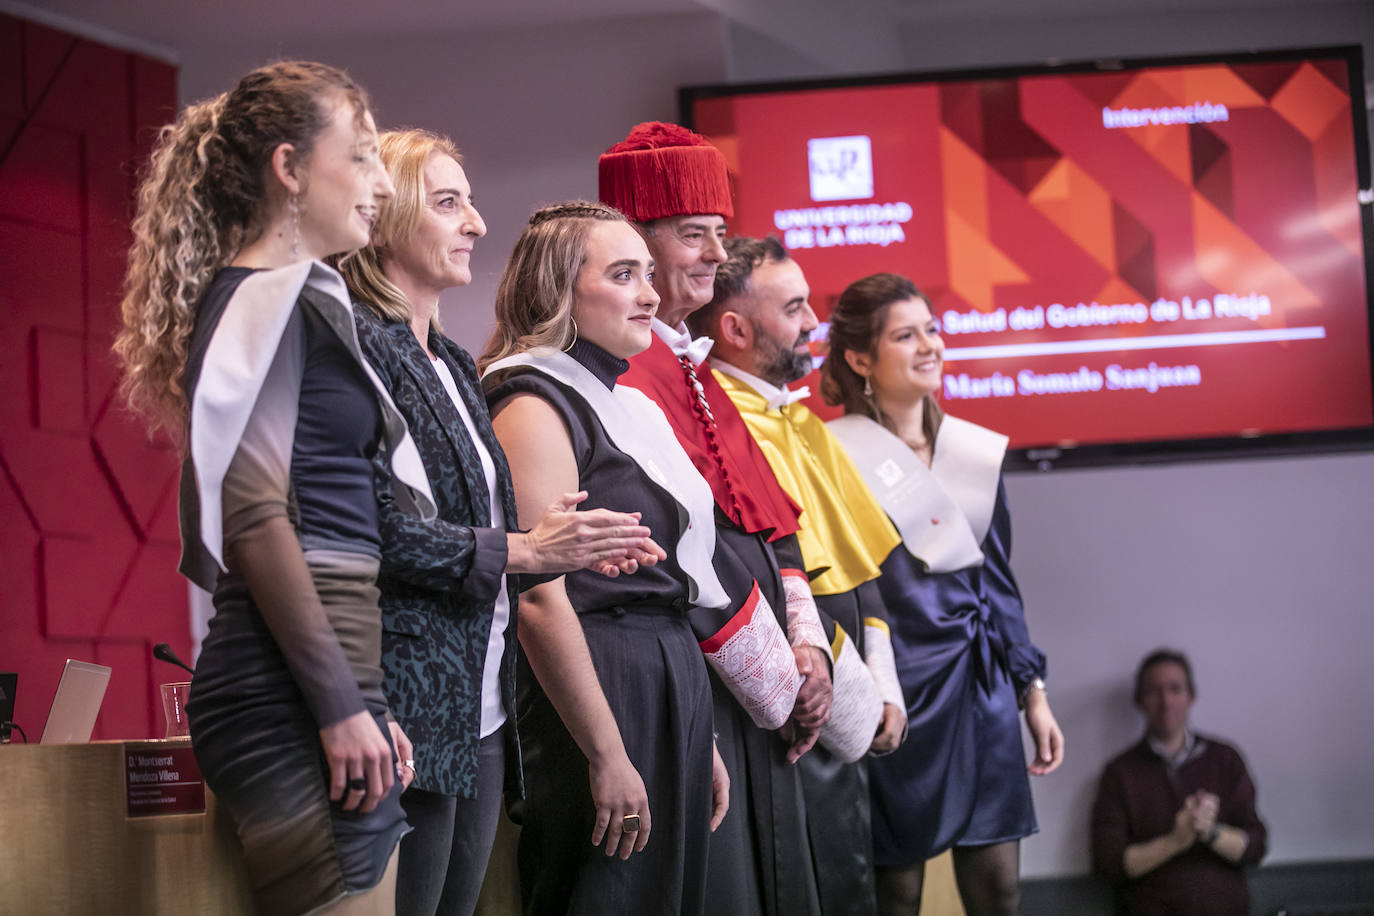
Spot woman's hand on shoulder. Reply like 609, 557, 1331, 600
319, 710, 395, 813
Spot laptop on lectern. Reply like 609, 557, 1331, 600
39, 659, 112, 744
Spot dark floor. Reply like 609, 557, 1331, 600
1021, 859, 1374, 916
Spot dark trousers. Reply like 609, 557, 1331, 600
806, 587, 880, 916
705, 524, 823, 916
706, 675, 823, 916
516, 610, 714, 916
396, 728, 507, 916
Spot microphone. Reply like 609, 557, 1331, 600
153, 643, 196, 676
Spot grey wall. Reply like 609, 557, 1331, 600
1007, 452, 1374, 877
177, 13, 730, 357
897, 1, 1374, 80
171, 0, 1374, 880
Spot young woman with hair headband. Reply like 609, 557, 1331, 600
481, 201, 800, 916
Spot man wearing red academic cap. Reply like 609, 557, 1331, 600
602, 122, 882, 916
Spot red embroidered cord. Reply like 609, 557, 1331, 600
679, 355, 746, 523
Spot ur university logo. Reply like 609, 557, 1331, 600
807, 136, 874, 202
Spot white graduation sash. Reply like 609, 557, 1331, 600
188, 259, 434, 586
484, 348, 729, 611
827, 414, 1006, 574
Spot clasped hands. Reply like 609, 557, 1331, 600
781, 645, 832, 763
1174, 790, 1221, 846
777, 646, 907, 761
509, 491, 667, 577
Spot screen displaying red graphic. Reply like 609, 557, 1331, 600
684, 47, 1374, 464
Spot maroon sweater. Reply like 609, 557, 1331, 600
1091, 735, 1267, 916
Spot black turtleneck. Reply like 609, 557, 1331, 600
484, 344, 691, 614
566, 338, 629, 390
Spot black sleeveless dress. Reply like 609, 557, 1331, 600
485, 340, 715, 916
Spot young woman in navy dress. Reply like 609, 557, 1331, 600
821, 273, 1066, 916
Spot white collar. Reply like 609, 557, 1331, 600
651, 318, 714, 366
1148, 730, 1205, 770
710, 358, 810, 411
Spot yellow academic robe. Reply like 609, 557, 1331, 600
715, 369, 900, 596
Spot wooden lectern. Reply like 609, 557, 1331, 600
0, 740, 253, 913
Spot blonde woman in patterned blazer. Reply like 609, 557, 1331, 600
341, 130, 661, 916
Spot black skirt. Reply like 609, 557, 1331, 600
514, 606, 714, 916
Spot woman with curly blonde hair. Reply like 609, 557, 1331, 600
115, 61, 434, 915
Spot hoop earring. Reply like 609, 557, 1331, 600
288, 195, 302, 259
562, 316, 579, 352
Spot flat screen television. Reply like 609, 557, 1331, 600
681, 46, 1374, 469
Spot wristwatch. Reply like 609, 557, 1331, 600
1019, 677, 1047, 709
1201, 823, 1221, 846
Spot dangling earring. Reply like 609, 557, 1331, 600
562, 316, 579, 352
288, 194, 302, 259
863, 375, 872, 398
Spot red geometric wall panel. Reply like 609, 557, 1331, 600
0, 13, 182, 741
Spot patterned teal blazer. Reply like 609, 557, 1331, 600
355, 304, 522, 799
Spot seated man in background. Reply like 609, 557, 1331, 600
1091, 648, 1267, 916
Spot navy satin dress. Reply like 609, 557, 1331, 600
867, 479, 1045, 867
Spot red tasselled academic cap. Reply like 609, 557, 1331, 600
598, 121, 734, 222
